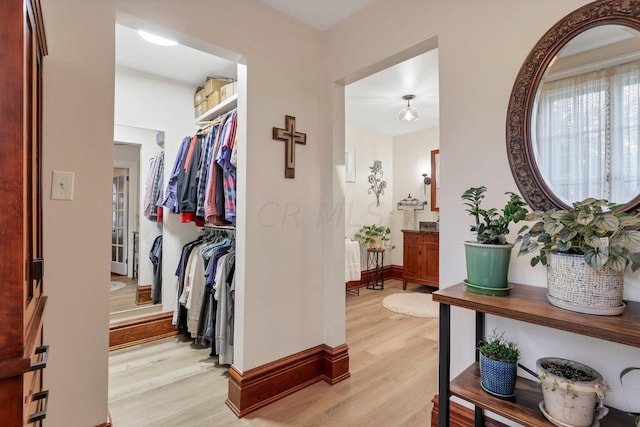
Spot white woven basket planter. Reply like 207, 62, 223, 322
546, 252, 624, 315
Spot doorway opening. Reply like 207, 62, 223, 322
343, 46, 441, 289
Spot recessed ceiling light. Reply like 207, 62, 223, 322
137, 30, 179, 47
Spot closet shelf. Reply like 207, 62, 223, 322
195, 94, 238, 123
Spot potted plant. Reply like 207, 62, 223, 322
537, 357, 609, 427
354, 224, 396, 251
620, 367, 640, 427
461, 186, 528, 295
516, 198, 640, 315
478, 330, 520, 398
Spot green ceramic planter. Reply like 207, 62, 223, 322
464, 242, 513, 295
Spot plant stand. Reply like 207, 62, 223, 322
433, 283, 637, 427
366, 248, 385, 290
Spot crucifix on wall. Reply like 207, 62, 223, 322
272, 115, 307, 179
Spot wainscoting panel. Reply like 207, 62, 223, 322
226, 344, 350, 418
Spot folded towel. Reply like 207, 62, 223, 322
345, 239, 361, 282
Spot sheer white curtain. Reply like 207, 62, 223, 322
611, 61, 640, 203
535, 60, 640, 204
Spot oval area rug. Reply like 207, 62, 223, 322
110, 281, 127, 292
382, 292, 439, 318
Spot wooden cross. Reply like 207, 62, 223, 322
272, 115, 307, 179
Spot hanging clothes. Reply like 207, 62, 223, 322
163, 109, 237, 227
163, 137, 191, 214
149, 235, 163, 304
143, 152, 164, 222
172, 228, 236, 363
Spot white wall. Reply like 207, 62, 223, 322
391, 128, 440, 266
41, 0, 331, 425
326, 0, 640, 415
344, 126, 394, 268
114, 67, 201, 311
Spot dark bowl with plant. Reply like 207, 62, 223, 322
478, 330, 520, 397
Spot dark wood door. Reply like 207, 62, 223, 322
0, 0, 47, 425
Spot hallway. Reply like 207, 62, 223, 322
108, 279, 439, 426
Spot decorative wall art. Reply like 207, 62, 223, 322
345, 145, 356, 182
368, 160, 387, 207
272, 115, 307, 179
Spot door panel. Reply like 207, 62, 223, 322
111, 168, 128, 275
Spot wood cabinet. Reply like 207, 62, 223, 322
0, 0, 48, 425
402, 231, 439, 290
433, 283, 638, 427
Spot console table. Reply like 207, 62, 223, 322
433, 283, 638, 427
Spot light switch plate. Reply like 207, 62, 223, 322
51, 170, 74, 200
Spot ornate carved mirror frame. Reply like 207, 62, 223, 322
506, 0, 640, 212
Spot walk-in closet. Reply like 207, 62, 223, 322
109, 18, 244, 416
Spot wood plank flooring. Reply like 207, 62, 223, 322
108, 279, 439, 426
110, 275, 162, 323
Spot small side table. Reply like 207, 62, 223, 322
366, 248, 385, 290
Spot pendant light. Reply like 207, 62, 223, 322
398, 94, 419, 122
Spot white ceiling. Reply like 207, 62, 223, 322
115, 2, 439, 137
259, 0, 378, 31
115, 24, 237, 85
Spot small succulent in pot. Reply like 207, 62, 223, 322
477, 330, 520, 398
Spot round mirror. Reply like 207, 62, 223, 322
507, 0, 640, 212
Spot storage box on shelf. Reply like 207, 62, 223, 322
432, 283, 639, 427
193, 86, 205, 106
194, 77, 235, 118
194, 100, 208, 118
220, 81, 237, 102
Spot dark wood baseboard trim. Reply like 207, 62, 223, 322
226, 343, 350, 418
135, 284, 152, 305
95, 411, 112, 427
385, 264, 403, 280
345, 280, 360, 292
109, 312, 179, 351
348, 265, 403, 292
431, 395, 508, 427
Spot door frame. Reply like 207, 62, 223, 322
114, 159, 139, 278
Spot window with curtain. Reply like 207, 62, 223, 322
534, 59, 640, 205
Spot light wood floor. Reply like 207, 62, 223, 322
108, 279, 439, 426
110, 275, 162, 323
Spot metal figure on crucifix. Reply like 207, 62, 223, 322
272, 115, 307, 178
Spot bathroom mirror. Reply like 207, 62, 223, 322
431, 149, 439, 211
506, 0, 640, 212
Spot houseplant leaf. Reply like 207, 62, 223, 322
584, 248, 608, 271
594, 214, 619, 232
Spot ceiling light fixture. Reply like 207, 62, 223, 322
137, 30, 179, 47
398, 94, 419, 122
